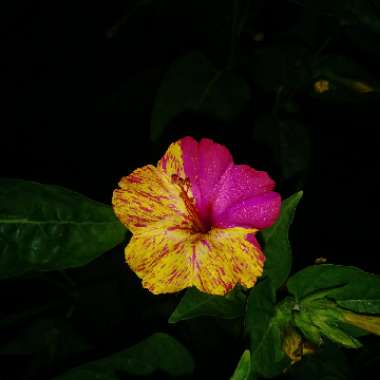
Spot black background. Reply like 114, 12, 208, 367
1, 1, 380, 379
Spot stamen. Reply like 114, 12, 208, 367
171, 174, 208, 233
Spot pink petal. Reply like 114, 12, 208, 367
181, 137, 233, 227
212, 192, 281, 229
246, 233, 266, 264
212, 164, 276, 218
197, 138, 233, 205
180, 136, 203, 209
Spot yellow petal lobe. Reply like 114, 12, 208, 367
158, 140, 186, 178
112, 165, 192, 234
188, 228, 263, 295
125, 226, 193, 294
126, 224, 264, 295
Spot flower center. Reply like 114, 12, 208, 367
171, 174, 210, 233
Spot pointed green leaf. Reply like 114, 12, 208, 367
254, 117, 311, 184
230, 350, 252, 380
337, 300, 380, 314
261, 191, 303, 289
169, 286, 246, 323
287, 264, 380, 346
296, 299, 363, 349
54, 333, 194, 379
342, 0, 380, 35
150, 51, 250, 141
287, 264, 380, 304
251, 45, 311, 93
308, 311, 362, 349
0, 317, 92, 358
293, 310, 322, 345
245, 279, 291, 378
0, 179, 126, 278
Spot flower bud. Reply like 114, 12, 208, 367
282, 327, 315, 365
341, 311, 380, 336
293, 309, 321, 345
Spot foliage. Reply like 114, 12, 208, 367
260, 191, 303, 290
53, 333, 194, 379
0, 179, 126, 279
2, 0, 380, 379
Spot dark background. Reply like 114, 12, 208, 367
1, 1, 380, 379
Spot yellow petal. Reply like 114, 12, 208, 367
112, 165, 193, 234
125, 226, 263, 295
125, 226, 193, 294
157, 140, 186, 179
189, 227, 263, 295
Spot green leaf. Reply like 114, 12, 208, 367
295, 299, 363, 349
301, 0, 380, 56
337, 300, 380, 314
340, 0, 380, 57
335, 322, 369, 338
251, 45, 311, 93
289, 266, 380, 346
261, 191, 303, 289
102, 67, 162, 116
245, 279, 291, 378
293, 306, 362, 350
0, 302, 62, 329
293, 309, 322, 345
0, 317, 92, 359
150, 51, 250, 141
344, 25, 380, 57
287, 264, 380, 304
53, 332, 194, 379
169, 286, 246, 323
342, 0, 380, 34
230, 350, 252, 380
309, 310, 362, 349
0, 179, 126, 279
254, 116, 311, 184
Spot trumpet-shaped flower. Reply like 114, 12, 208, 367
113, 137, 281, 295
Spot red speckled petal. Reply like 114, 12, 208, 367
157, 139, 186, 179
125, 227, 193, 294
213, 192, 281, 229
112, 165, 193, 234
158, 137, 204, 215
188, 227, 264, 295
125, 225, 264, 295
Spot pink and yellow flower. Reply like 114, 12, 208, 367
112, 137, 281, 295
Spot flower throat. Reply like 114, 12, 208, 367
171, 174, 211, 233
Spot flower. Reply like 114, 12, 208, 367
112, 137, 281, 295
